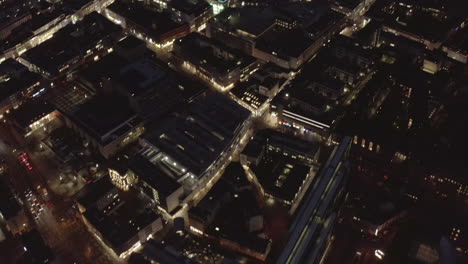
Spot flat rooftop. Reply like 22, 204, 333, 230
231, 81, 269, 110
108, 0, 185, 39
1, 7, 64, 51
69, 95, 139, 144
117, 58, 168, 96
81, 177, 160, 251
214, 7, 277, 37
169, 0, 211, 16
78, 52, 129, 88
252, 152, 311, 202
0, 178, 21, 219
174, 32, 256, 75
205, 189, 269, 255
259, 129, 320, 156
116, 35, 145, 50
257, 9, 344, 59
128, 154, 182, 197
445, 26, 468, 54
213, 2, 328, 38
76, 175, 115, 208
214, 4, 341, 60
0, 59, 42, 103
189, 162, 250, 224
112, 57, 207, 121
256, 27, 315, 59
10, 100, 55, 130
143, 93, 249, 176
383, 7, 453, 43
21, 12, 121, 76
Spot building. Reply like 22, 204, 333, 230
134, 239, 198, 264
75, 45, 131, 94
349, 186, 411, 237
18, 12, 122, 78
77, 176, 164, 259
172, 32, 258, 91
138, 93, 250, 192
241, 129, 320, 166
189, 162, 250, 231
0, 59, 42, 116
370, 1, 456, 51
0, 4, 63, 61
270, 36, 375, 139
166, 0, 213, 32
0, 178, 23, 242
188, 162, 271, 261
62, 95, 144, 159
18, 230, 55, 263
104, 0, 190, 48
276, 137, 352, 264
9, 100, 57, 136
110, 57, 206, 121
330, 35, 375, 71
241, 129, 320, 214
254, 8, 345, 70
354, 19, 382, 48
75, 36, 206, 122
230, 63, 289, 115
442, 22, 468, 64
0, 11, 32, 41
110, 154, 185, 214
207, 3, 346, 70
270, 90, 332, 139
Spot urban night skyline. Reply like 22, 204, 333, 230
0, 0, 467, 263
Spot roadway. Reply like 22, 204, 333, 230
0, 120, 122, 264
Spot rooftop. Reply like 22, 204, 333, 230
108, 0, 185, 40
258, 129, 320, 156
169, 0, 211, 17
115, 35, 145, 50
128, 155, 182, 198
138, 241, 198, 264
0, 59, 41, 103
20, 230, 54, 264
68, 95, 140, 144
1, 7, 63, 51
205, 189, 269, 255
78, 177, 160, 251
174, 32, 256, 75
212, 4, 342, 60
382, 5, 454, 43
76, 175, 115, 208
117, 58, 168, 96
21, 12, 121, 76
10, 100, 55, 130
142, 93, 249, 176
0, 178, 21, 219
444, 25, 468, 54
112, 57, 206, 120
78, 52, 129, 88
304, 7, 345, 38
213, 3, 328, 38
190, 162, 250, 224
252, 151, 312, 202
255, 26, 314, 59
